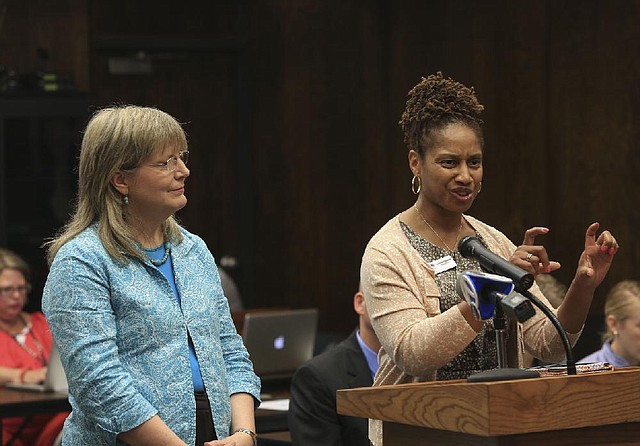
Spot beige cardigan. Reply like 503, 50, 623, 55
361, 214, 580, 445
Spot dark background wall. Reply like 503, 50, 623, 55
2, 0, 639, 359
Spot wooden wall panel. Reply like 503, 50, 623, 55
547, 1, 640, 303
2, 0, 639, 349
544, 1, 640, 356
251, 1, 391, 333
0, 0, 88, 91
87, 0, 252, 302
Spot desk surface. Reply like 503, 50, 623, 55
1, 389, 287, 427
256, 385, 289, 434
256, 405, 288, 433
257, 386, 291, 444
0, 388, 70, 418
0, 387, 290, 441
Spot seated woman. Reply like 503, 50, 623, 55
0, 248, 67, 446
580, 280, 640, 367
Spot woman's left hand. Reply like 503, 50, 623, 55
573, 222, 618, 289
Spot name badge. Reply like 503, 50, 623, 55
428, 255, 457, 275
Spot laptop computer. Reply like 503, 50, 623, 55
242, 308, 318, 381
6, 343, 69, 393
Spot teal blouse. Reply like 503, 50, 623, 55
42, 224, 261, 445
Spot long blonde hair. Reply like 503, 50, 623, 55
45, 105, 188, 265
602, 280, 640, 342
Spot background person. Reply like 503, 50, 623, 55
218, 265, 243, 312
535, 273, 568, 309
580, 280, 640, 367
288, 286, 380, 446
42, 105, 260, 446
360, 72, 618, 445
0, 248, 67, 446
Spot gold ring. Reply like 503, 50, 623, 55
526, 253, 534, 261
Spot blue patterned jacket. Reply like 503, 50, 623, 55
42, 224, 261, 445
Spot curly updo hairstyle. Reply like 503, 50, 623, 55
399, 71, 485, 157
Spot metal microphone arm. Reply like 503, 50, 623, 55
519, 288, 576, 375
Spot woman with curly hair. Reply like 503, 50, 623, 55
360, 72, 619, 444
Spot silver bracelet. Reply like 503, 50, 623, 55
234, 427, 257, 446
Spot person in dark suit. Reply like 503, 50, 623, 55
288, 287, 381, 446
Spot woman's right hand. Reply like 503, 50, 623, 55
510, 226, 561, 277
23, 367, 47, 384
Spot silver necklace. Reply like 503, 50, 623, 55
146, 242, 172, 266
413, 204, 463, 252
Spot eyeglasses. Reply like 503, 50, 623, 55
0, 284, 31, 298
147, 150, 189, 173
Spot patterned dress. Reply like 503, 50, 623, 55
401, 222, 502, 380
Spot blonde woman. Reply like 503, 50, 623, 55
580, 280, 640, 367
43, 106, 260, 446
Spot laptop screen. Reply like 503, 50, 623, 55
242, 308, 318, 381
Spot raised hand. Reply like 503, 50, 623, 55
574, 222, 618, 289
510, 226, 561, 277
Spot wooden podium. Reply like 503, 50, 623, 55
337, 367, 640, 445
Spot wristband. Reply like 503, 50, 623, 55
19, 368, 28, 383
234, 428, 257, 446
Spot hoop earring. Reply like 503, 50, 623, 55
477, 181, 482, 194
411, 175, 422, 195
123, 195, 129, 205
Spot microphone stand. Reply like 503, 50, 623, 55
519, 288, 576, 375
467, 294, 539, 382
469, 288, 576, 381
493, 301, 508, 369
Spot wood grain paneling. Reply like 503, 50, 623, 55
547, 1, 640, 300
251, 1, 391, 334
2, 0, 639, 351
0, 0, 89, 90
338, 368, 640, 443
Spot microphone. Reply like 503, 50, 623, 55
458, 236, 534, 291
456, 271, 514, 320
500, 291, 536, 323
456, 269, 576, 379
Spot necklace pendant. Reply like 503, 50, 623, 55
148, 242, 172, 266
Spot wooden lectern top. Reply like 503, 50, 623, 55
337, 367, 640, 437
